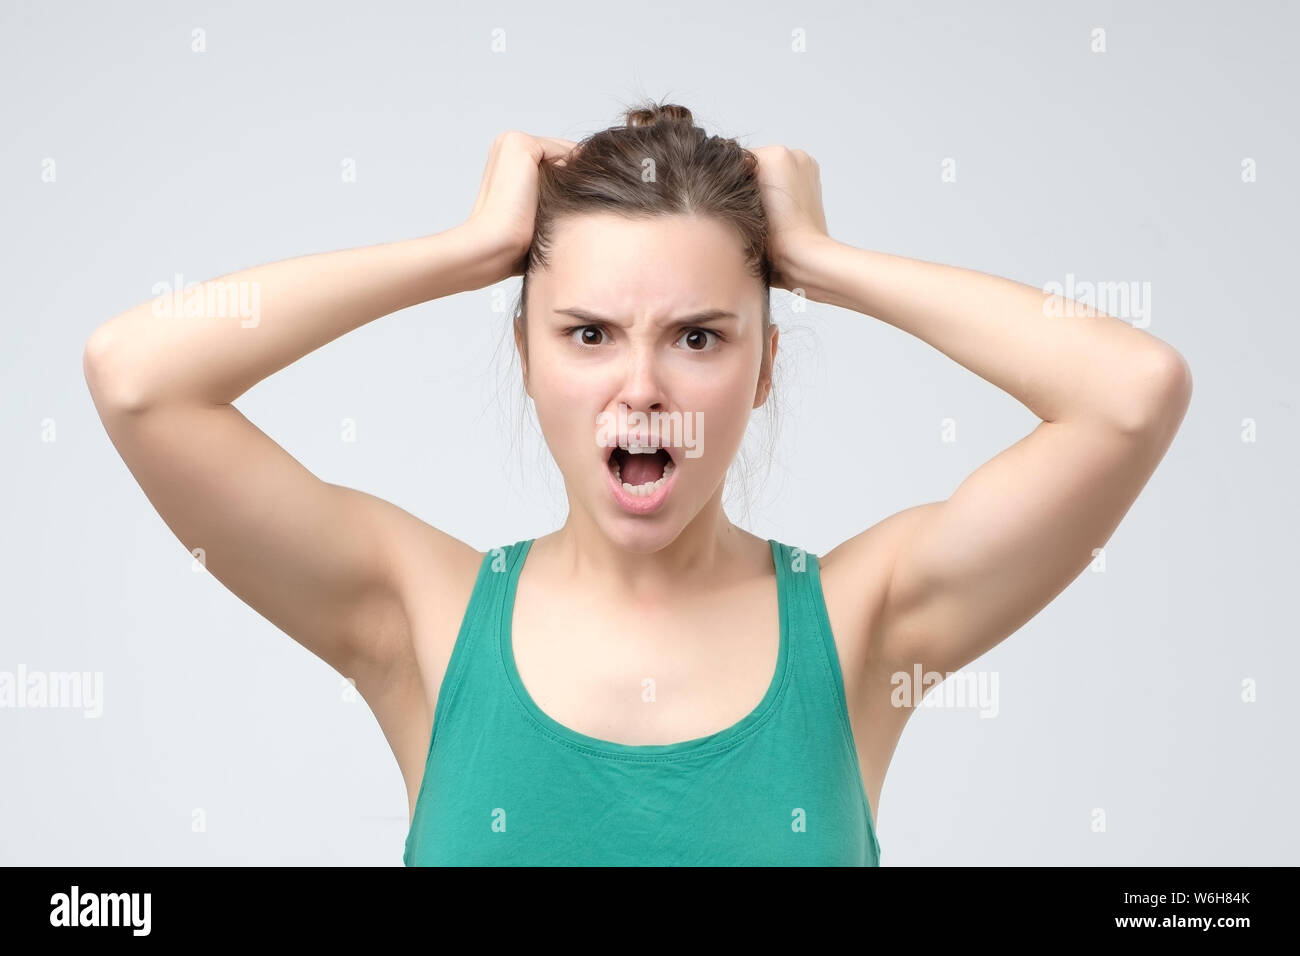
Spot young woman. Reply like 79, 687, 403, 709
83, 102, 1192, 866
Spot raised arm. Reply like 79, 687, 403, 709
84, 130, 576, 698
82, 224, 504, 694
754, 146, 1192, 683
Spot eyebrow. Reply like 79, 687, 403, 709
553, 307, 741, 327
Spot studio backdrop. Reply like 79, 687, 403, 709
1, 0, 1295, 865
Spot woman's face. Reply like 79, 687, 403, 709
518, 212, 776, 552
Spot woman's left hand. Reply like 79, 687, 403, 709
750, 145, 834, 294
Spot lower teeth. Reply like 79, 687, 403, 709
612, 459, 675, 497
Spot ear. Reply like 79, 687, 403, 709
754, 325, 779, 408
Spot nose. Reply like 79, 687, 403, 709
612, 344, 668, 415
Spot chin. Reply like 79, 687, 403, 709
598, 517, 682, 554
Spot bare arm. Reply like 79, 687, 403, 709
86, 227, 508, 410
794, 236, 1192, 679
82, 223, 510, 692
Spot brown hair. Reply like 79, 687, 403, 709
513, 99, 775, 399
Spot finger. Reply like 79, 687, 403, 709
538, 137, 580, 166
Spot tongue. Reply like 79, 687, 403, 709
620, 450, 667, 486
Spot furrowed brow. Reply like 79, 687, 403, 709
554, 307, 741, 327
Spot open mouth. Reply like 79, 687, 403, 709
607, 445, 677, 497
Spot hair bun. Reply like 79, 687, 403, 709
624, 103, 694, 129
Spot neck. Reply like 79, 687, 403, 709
546, 486, 750, 604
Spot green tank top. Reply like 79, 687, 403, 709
404, 538, 882, 866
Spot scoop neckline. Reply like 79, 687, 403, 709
498, 537, 791, 759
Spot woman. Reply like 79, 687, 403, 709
83, 101, 1193, 866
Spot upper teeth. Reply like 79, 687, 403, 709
610, 452, 676, 496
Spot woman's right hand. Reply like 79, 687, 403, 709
462, 131, 579, 283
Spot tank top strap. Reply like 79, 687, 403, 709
768, 539, 859, 745
426, 539, 530, 753
769, 538, 882, 862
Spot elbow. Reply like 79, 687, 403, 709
82, 323, 113, 391
1121, 346, 1193, 436
83, 322, 152, 416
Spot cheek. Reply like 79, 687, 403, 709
530, 370, 601, 464
678, 396, 750, 470
694, 358, 755, 409
531, 339, 598, 397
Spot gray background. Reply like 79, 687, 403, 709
2, 0, 1295, 865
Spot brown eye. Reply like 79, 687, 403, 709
567, 325, 606, 346
677, 328, 720, 351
